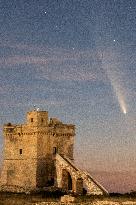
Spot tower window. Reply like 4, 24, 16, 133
31, 118, 33, 122
19, 149, 22, 155
53, 147, 57, 155
41, 118, 44, 123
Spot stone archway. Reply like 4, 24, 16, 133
68, 172, 72, 190
56, 154, 84, 194
62, 169, 72, 191
56, 154, 108, 195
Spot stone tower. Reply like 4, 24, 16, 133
0, 110, 75, 191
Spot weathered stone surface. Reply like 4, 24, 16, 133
61, 195, 77, 203
56, 154, 83, 194
56, 154, 108, 195
0, 110, 108, 195
0, 110, 75, 192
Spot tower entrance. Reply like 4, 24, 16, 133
62, 169, 72, 191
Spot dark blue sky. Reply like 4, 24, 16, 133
0, 0, 136, 192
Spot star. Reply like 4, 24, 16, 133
113, 39, 116, 42
44, 11, 47, 14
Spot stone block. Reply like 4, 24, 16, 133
60, 195, 77, 203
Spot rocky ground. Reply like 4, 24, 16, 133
29, 201, 136, 205
0, 193, 136, 205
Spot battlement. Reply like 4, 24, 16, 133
3, 123, 16, 133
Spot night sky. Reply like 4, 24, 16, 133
0, 0, 136, 192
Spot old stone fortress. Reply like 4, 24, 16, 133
0, 110, 108, 195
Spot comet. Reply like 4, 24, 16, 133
124, 110, 127, 115
117, 92, 127, 115
100, 49, 127, 115
120, 99, 127, 114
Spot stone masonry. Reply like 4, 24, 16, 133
55, 154, 108, 195
0, 110, 108, 195
0, 110, 74, 191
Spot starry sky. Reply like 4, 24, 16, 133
0, 0, 136, 192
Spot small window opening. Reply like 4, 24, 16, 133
53, 147, 57, 155
31, 118, 33, 122
19, 149, 22, 155
41, 118, 44, 123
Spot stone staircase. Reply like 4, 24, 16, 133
56, 154, 108, 195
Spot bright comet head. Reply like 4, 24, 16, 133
121, 103, 127, 115
123, 110, 127, 115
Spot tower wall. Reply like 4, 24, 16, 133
0, 110, 75, 191
27, 111, 48, 126
0, 125, 38, 189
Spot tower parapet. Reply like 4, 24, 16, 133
27, 110, 48, 126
